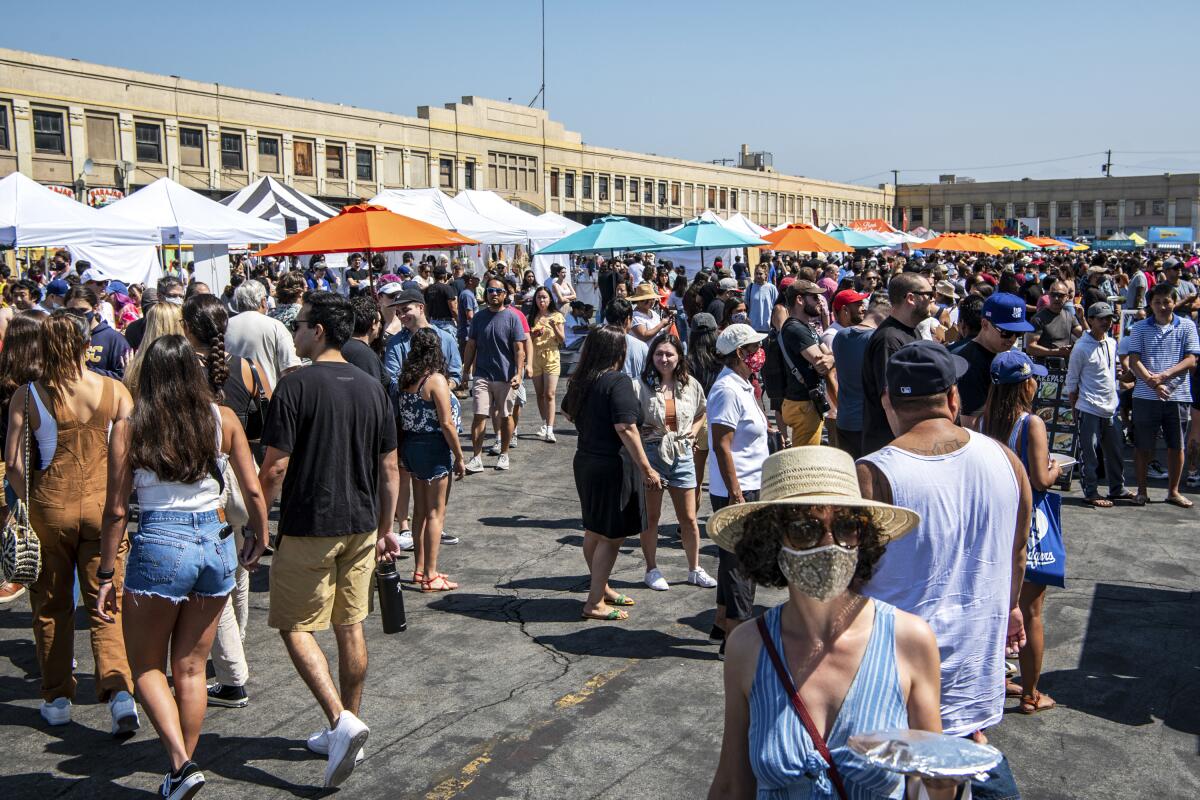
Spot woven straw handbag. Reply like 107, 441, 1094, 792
1, 391, 41, 584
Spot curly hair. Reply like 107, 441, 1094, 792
734, 505, 889, 589
398, 327, 446, 390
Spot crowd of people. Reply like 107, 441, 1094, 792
0, 241, 1196, 797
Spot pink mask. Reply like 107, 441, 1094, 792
744, 348, 766, 372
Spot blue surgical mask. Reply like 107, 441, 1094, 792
731, 312, 749, 324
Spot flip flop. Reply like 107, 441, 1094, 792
582, 608, 629, 621
1019, 691, 1057, 714
1165, 494, 1194, 509
1132, 494, 1149, 506
606, 593, 636, 607
1108, 491, 1138, 503
1084, 497, 1113, 508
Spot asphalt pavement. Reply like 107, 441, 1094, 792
0, 407, 1197, 799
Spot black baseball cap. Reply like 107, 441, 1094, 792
886, 340, 970, 399
391, 288, 425, 306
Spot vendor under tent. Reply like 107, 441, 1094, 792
759, 223, 853, 254
0, 171, 159, 247
219, 176, 337, 234
661, 217, 767, 278
535, 215, 689, 256
915, 233, 1003, 255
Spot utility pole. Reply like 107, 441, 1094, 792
1102, 149, 1112, 177
891, 169, 900, 229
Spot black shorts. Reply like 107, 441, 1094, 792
710, 490, 759, 621
1131, 397, 1189, 451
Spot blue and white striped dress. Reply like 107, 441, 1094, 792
749, 600, 908, 799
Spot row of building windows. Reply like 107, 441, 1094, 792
909, 199, 1190, 225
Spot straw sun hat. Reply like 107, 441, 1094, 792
707, 446, 920, 553
627, 283, 661, 303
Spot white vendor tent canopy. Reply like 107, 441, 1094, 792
537, 211, 585, 235
369, 188, 526, 244
67, 243, 162, 286
219, 176, 337, 234
0, 172, 159, 247
100, 177, 285, 245
450, 190, 565, 240
724, 212, 771, 238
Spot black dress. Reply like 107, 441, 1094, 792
572, 370, 644, 539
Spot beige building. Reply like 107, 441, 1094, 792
0, 47, 894, 230
897, 173, 1200, 239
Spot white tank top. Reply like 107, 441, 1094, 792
133, 406, 225, 512
859, 429, 1020, 736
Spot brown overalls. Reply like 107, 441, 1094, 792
27, 378, 133, 702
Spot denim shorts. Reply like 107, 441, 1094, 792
125, 510, 236, 602
646, 444, 698, 489
401, 432, 453, 481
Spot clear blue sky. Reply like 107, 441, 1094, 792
5, 0, 1199, 186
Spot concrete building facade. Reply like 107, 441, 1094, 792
896, 173, 1200, 239
0, 48, 894, 229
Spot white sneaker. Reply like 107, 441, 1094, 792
306, 727, 365, 764
465, 455, 484, 474
536, 424, 547, 439
496, 454, 510, 470
487, 440, 502, 456
508, 434, 518, 449
323, 710, 370, 788
687, 567, 717, 589
644, 568, 669, 591
543, 427, 556, 443
40, 697, 71, 726
397, 529, 414, 551
109, 690, 140, 737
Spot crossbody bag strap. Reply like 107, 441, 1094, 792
779, 319, 819, 391
247, 360, 267, 403
756, 617, 850, 800
23, 388, 31, 505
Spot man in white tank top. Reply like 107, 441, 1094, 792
855, 341, 1032, 799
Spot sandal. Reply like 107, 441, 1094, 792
1131, 493, 1149, 506
1108, 490, 1138, 502
1084, 497, 1113, 508
410, 571, 426, 584
606, 593, 636, 607
581, 607, 629, 621
1005, 680, 1024, 698
421, 574, 458, 593
1018, 691, 1057, 714
1165, 494, 1194, 509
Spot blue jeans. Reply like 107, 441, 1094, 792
1077, 410, 1126, 498
125, 510, 235, 602
966, 752, 1021, 800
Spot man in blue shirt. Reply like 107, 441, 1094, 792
745, 265, 778, 333
456, 272, 479, 353
1126, 282, 1200, 506
462, 278, 526, 472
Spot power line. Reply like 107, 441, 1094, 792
841, 152, 1105, 185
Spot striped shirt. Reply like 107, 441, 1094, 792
1126, 315, 1200, 402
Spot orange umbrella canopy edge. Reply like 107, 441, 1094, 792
759, 223, 854, 253
257, 204, 477, 256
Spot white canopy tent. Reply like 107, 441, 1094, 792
537, 211, 585, 235
451, 190, 572, 283
67, 243, 163, 286
663, 211, 742, 279
100, 178, 284, 289
724, 212, 771, 238
369, 188, 525, 244
0, 172, 159, 247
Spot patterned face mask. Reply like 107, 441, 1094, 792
777, 544, 858, 602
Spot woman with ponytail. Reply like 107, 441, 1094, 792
5, 309, 138, 733
181, 294, 273, 711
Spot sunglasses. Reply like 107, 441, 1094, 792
997, 328, 1019, 339
784, 510, 869, 549
287, 317, 316, 333
485, 287, 505, 295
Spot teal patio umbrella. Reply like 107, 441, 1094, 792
661, 218, 767, 268
826, 225, 889, 249
535, 215, 689, 255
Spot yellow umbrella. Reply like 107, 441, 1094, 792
1129, 232, 1147, 245
984, 235, 1022, 251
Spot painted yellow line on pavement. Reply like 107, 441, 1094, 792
425, 750, 494, 800
554, 664, 632, 710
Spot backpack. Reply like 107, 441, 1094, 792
763, 318, 813, 402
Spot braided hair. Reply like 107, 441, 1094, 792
182, 294, 230, 401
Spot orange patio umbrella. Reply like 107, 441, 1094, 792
1024, 236, 1067, 249
256, 204, 477, 257
759, 223, 853, 253
916, 233, 1002, 255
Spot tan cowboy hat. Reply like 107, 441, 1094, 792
707, 446, 920, 553
627, 282, 660, 303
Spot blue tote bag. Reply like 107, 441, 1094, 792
1018, 417, 1067, 588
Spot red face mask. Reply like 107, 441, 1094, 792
744, 347, 766, 373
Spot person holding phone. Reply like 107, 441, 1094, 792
96, 335, 269, 799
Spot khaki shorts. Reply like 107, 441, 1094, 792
472, 377, 517, 417
268, 533, 376, 632
781, 398, 824, 447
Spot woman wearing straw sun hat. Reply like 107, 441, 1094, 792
630, 282, 673, 343
708, 446, 951, 800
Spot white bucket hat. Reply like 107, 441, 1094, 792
715, 323, 767, 356
707, 446, 920, 552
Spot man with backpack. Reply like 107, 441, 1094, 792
762, 280, 834, 447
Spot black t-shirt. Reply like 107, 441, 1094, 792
1031, 307, 1076, 350
341, 338, 383, 383
598, 270, 618, 307
956, 339, 997, 417
575, 370, 642, 459
451, 277, 467, 295
780, 318, 821, 402
345, 268, 370, 293
262, 361, 397, 537
1082, 285, 1107, 314
125, 316, 148, 350
706, 297, 728, 322
1020, 281, 1043, 309
424, 282, 456, 321
860, 316, 917, 454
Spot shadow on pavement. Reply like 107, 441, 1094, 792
534, 627, 717, 661
1038, 583, 1200, 737
477, 515, 582, 530
427, 592, 586, 624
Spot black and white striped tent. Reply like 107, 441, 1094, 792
220, 177, 337, 235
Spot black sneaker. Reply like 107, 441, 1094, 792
708, 625, 725, 644
161, 760, 204, 800
717, 639, 726, 661
206, 683, 248, 708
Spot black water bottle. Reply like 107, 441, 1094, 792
376, 561, 407, 634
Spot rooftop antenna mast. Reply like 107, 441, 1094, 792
529, 0, 546, 108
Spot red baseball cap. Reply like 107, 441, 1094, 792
832, 289, 870, 313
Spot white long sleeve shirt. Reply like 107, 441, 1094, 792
1065, 331, 1118, 417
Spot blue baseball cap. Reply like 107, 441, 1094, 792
990, 350, 1048, 385
886, 340, 970, 398
108, 280, 129, 296
46, 279, 70, 297
982, 292, 1035, 332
